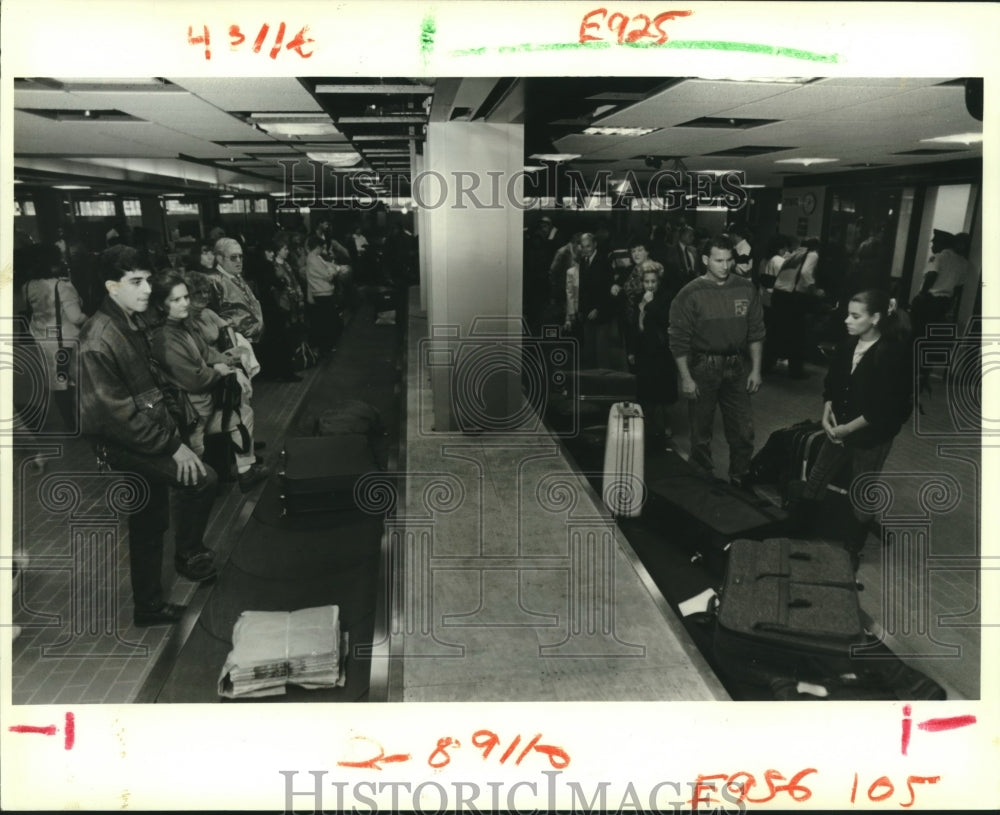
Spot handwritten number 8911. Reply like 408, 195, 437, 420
579, 9, 694, 45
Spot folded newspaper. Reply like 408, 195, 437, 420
218, 605, 347, 698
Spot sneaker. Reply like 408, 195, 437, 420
174, 550, 217, 582
134, 602, 188, 627
238, 462, 271, 493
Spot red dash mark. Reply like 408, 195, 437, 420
286, 25, 315, 58
269, 22, 287, 59
64, 712, 75, 751
187, 25, 211, 60
918, 715, 977, 732
8, 724, 57, 736
901, 704, 912, 755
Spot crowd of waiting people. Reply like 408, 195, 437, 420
12, 218, 415, 626
10, 212, 975, 625
524, 215, 975, 569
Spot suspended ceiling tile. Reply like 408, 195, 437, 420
170, 77, 324, 112
718, 83, 909, 119
13, 88, 81, 109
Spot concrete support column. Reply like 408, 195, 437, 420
421, 122, 525, 432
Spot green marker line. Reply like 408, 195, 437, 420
451, 39, 839, 64
420, 13, 436, 65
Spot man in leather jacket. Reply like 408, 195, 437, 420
79, 245, 219, 627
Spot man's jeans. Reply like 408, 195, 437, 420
687, 353, 755, 480
103, 443, 218, 612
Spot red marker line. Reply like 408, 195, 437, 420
8, 725, 57, 736
64, 712, 75, 750
917, 715, 977, 733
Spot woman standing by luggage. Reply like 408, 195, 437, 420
625, 263, 678, 445
794, 289, 912, 569
148, 272, 269, 493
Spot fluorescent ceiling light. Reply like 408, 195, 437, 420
306, 151, 362, 166
523, 165, 546, 172
315, 83, 433, 94
920, 132, 983, 145
529, 153, 581, 162
742, 184, 767, 189
693, 169, 738, 176
582, 126, 660, 137
701, 76, 813, 85
53, 185, 89, 190
695, 205, 730, 212
775, 158, 838, 166
258, 122, 340, 137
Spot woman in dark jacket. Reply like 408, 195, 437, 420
797, 288, 912, 567
625, 263, 678, 445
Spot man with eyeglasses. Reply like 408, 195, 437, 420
206, 237, 264, 343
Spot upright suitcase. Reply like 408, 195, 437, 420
279, 435, 379, 517
713, 538, 871, 686
645, 456, 789, 573
602, 402, 645, 518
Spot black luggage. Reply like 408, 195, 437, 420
565, 368, 637, 402
279, 435, 379, 516
645, 455, 789, 573
749, 420, 849, 499
713, 538, 871, 686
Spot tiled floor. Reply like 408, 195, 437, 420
9, 361, 322, 705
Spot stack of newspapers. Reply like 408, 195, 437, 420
218, 605, 347, 698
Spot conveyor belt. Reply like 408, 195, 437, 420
144, 289, 405, 703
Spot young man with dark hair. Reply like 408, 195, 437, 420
78, 245, 220, 627
669, 234, 765, 489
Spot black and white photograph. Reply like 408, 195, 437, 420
2, 2, 996, 812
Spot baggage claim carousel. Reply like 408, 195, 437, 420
140, 288, 942, 703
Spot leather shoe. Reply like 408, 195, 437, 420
174, 550, 218, 582
134, 602, 187, 627
238, 462, 271, 493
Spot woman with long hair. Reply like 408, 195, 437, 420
792, 288, 913, 570
148, 272, 269, 492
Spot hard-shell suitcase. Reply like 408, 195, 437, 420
279, 435, 379, 516
713, 538, 871, 685
645, 458, 789, 572
603, 402, 645, 517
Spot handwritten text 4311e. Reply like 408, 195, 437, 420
187, 23, 315, 60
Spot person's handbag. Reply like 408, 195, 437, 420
202, 372, 252, 481
52, 280, 71, 390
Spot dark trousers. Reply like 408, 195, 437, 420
687, 353, 755, 479
307, 295, 343, 353
103, 443, 218, 612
